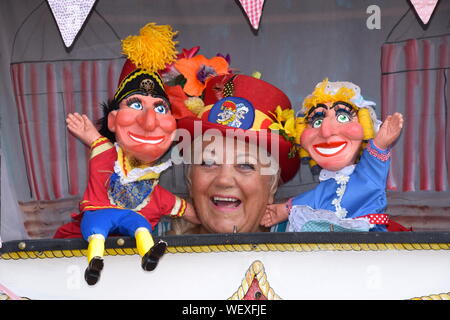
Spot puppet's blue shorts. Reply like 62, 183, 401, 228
80, 208, 152, 240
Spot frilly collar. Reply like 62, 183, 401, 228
114, 143, 172, 184
319, 164, 356, 182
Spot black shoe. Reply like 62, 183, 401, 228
84, 257, 104, 285
141, 240, 168, 271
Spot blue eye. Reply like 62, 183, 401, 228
154, 104, 167, 114
129, 102, 143, 110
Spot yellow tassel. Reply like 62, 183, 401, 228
185, 97, 205, 116
121, 23, 178, 73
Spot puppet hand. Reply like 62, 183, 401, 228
66, 113, 101, 146
373, 112, 403, 150
260, 206, 275, 227
260, 203, 289, 227
182, 203, 202, 225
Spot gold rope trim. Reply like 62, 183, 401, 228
228, 260, 281, 300
0, 293, 30, 300
411, 293, 450, 300
2, 242, 450, 260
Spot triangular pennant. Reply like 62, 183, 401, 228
238, 0, 265, 30
47, 0, 97, 48
409, 0, 439, 25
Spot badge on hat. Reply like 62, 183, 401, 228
208, 97, 255, 129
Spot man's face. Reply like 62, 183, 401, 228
300, 101, 364, 171
108, 94, 176, 164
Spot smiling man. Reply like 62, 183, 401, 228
261, 79, 405, 232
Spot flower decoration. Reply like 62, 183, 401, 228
268, 106, 301, 158
160, 47, 232, 117
174, 54, 230, 97
335, 174, 350, 185
160, 46, 200, 82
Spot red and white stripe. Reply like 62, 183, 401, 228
381, 35, 450, 192
10, 58, 124, 201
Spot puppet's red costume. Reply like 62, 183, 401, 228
54, 136, 186, 239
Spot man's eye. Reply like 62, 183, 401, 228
154, 104, 167, 114
312, 119, 323, 128
128, 102, 143, 110
336, 113, 351, 123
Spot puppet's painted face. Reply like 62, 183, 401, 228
300, 101, 364, 171
107, 94, 176, 164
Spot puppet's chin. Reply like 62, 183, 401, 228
124, 143, 172, 165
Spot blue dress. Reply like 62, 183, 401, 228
289, 140, 390, 232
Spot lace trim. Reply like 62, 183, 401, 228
287, 205, 372, 232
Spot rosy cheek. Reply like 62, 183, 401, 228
339, 122, 364, 140
115, 109, 137, 127
158, 115, 176, 133
300, 128, 317, 151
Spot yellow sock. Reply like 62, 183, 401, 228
87, 234, 105, 262
135, 228, 154, 257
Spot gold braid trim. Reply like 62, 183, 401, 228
2, 243, 450, 260
228, 260, 281, 300
0, 293, 30, 300
411, 293, 450, 300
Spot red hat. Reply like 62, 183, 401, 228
177, 74, 300, 183
113, 23, 178, 103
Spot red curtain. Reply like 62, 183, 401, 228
10, 58, 123, 201
381, 35, 449, 192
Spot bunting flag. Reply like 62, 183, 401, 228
238, 0, 265, 30
409, 0, 439, 25
47, 0, 97, 48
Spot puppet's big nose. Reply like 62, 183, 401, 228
137, 108, 158, 131
319, 116, 337, 138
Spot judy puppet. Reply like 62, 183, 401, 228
261, 79, 404, 232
